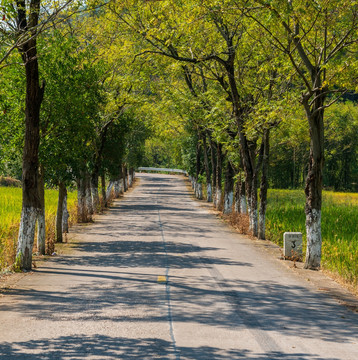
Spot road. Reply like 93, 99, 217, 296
0, 173, 357, 359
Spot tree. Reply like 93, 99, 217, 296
247, 0, 358, 268
15, 0, 46, 270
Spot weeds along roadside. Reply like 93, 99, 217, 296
0, 187, 77, 271
200, 183, 358, 287
264, 190, 358, 287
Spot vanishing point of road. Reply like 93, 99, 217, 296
0, 173, 358, 359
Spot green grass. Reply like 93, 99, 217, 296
266, 189, 358, 285
0, 187, 77, 270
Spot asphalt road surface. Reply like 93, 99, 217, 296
0, 173, 357, 359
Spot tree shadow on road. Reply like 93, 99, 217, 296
1, 174, 357, 359
0, 334, 340, 359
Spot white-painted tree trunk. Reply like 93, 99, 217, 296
234, 200, 239, 213
197, 183, 203, 200
240, 195, 247, 214
91, 182, 100, 213
224, 191, 233, 214
114, 180, 120, 198
85, 181, 93, 216
304, 209, 322, 269
216, 188, 222, 209
62, 193, 69, 233
16, 207, 38, 270
123, 176, 127, 192
247, 202, 252, 231
213, 188, 217, 207
36, 210, 46, 255
251, 208, 258, 237
206, 183, 212, 202
129, 174, 133, 187
106, 181, 114, 199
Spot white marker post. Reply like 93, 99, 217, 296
283, 232, 303, 260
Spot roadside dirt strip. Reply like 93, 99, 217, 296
0, 173, 357, 359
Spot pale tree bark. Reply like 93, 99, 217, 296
234, 180, 240, 213
195, 139, 202, 199
16, 0, 45, 270
77, 176, 87, 223
36, 165, 45, 255
62, 188, 69, 233
208, 135, 217, 203
234, 178, 247, 214
196, 183, 203, 200
114, 180, 120, 198
129, 167, 134, 187
85, 173, 93, 216
224, 161, 235, 214
106, 180, 115, 200
56, 182, 66, 243
202, 133, 212, 202
215, 143, 223, 209
236, 158, 247, 215
118, 165, 124, 194
91, 174, 100, 213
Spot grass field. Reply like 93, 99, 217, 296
0, 187, 77, 270
266, 190, 358, 285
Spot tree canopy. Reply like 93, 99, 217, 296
0, 0, 357, 270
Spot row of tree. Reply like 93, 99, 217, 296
0, 1, 151, 270
104, 0, 358, 270
1, 0, 357, 272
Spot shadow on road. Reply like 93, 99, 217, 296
0, 335, 340, 360
0, 174, 356, 359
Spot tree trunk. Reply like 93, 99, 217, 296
202, 134, 212, 202
234, 180, 240, 213
123, 165, 128, 192
250, 163, 259, 237
234, 178, 246, 214
304, 98, 325, 270
196, 183, 203, 200
258, 129, 270, 240
195, 139, 201, 199
129, 167, 134, 187
36, 165, 45, 255
224, 161, 235, 214
215, 143, 223, 209
118, 165, 124, 194
85, 172, 93, 216
106, 180, 114, 200
91, 173, 100, 213
240, 180, 247, 214
56, 182, 66, 243
16, 0, 44, 270
77, 176, 87, 223
62, 187, 69, 233
114, 180, 121, 198
208, 135, 217, 202
101, 174, 107, 208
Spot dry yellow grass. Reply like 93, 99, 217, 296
0, 187, 77, 270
